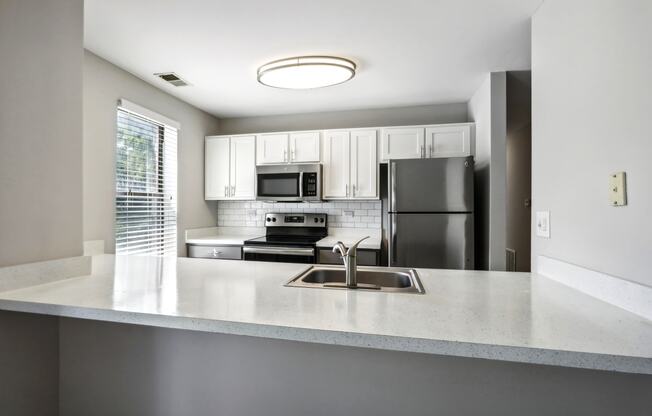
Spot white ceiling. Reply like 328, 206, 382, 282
84, 0, 542, 118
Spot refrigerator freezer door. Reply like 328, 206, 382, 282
389, 157, 474, 213
389, 213, 474, 269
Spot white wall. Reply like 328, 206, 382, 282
218, 103, 468, 134
467, 73, 507, 271
0, 0, 83, 266
532, 0, 652, 286
83, 51, 221, 256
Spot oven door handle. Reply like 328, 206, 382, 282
299, 171, 304, 198
243, 246, 315, 256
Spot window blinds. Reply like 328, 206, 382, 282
115, 100, 178, 256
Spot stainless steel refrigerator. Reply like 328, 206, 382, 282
387, 157, 474, 269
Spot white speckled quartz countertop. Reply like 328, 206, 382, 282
185, 226, 264, 246
0, 255, 650, 375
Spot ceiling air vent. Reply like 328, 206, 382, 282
155, 72, 189, 87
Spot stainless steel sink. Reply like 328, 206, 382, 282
286, 265, 425, 294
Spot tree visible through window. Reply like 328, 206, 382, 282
115, 106, 177, 256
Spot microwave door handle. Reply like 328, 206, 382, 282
299, 172, 304, 198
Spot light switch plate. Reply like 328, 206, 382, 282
536, 211, 550, 238
609, 172, 627, 206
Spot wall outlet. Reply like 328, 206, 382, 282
536, 211, 550, 238
609, 172, 627, 206
343, 210, 354, 217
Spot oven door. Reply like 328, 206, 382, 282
243, 246, 316, 264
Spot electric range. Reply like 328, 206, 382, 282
243, 213, 327, 263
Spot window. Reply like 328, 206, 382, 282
115, 100, 178, 256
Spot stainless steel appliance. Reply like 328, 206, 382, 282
255, 164, 321, 202
243, 213, 327, 263
387, 157, 474, 269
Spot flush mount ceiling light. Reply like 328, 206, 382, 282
257, 56, 356, 89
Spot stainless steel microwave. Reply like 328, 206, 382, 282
255, 164, 322, 202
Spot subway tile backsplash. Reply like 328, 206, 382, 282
217, 201, 382, 229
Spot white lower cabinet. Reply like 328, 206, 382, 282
205, 135, 256, 200
323, 129, 378, 200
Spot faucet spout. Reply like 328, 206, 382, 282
331, 236, 370, 288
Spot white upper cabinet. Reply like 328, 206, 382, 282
257, 133, 288, 164
229, 136, 256, 199
425, 124, 472, 158
380, 127, 425, 161
289, 131, 320, 163
256, 131, 320, 164
205, 135, 256, 200
350, 130, 378, 199
322, 131, 350, 199
381, 124, 473, 161
205, 136, 231, 199
323, 129, 378, 200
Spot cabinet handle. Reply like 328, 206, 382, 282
224, 185, 228, 197
212, 248, 222, 257
291, 147, 296, 161
283, 149, 288, 162
420, 145, 425, 158
352, 184, 356, 197
428, 144, 432, 158
231, 185, 235, 196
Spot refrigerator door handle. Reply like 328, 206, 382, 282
388, 214, 397, 266
389, 162, 397, 212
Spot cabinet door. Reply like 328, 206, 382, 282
230, 136, 256, 200
380, 127, 424, 161
425, 125, 472, 158
322, 131, 350, 199
350, 130, 378, 199
289, 131, 320, 163
256, 133, 288, 164
205, 136, 231, 199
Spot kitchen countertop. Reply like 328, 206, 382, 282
0, 255, 650, 374
315, 236, 381, 250
185, 226, 264, 246
185, 226, 382, 250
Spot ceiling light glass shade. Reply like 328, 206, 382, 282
257, 56, 356, 89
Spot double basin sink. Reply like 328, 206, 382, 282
286, 265, 425, 294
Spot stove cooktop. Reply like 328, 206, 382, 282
244, 235, 323, 247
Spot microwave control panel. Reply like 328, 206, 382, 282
303, 172, 318, 197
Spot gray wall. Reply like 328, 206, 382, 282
506, 71, 532, 272
531, 0, 652, 286
83, 51, 221, 256
0, 0, 83, 266
467, 73, 507, 271
218, 103, 468, 134
60, 318, 652, 416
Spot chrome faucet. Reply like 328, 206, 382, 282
332, 236, 370, 288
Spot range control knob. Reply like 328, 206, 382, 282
266, 217, 271, 222
320, 218, 325, 223
272, 217, 277, 222
314, 218, 318, 223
